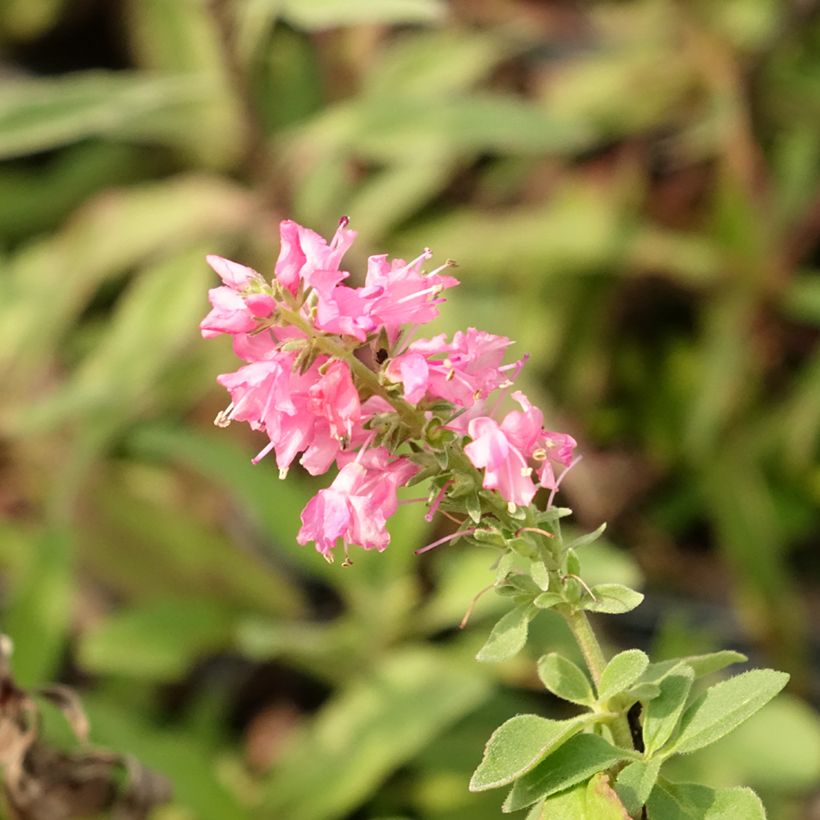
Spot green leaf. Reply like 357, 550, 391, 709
279, 0, 446, 29
584, 584, 644, 614
78, 598, 235, 681
670, 669, 789, 755
598, 650, 649, 703
643, 666, 695, 756
642, 650, 747, 685
533, 592, 564, 609
503, 733, 628, 812
683, 650, 748, 679
4, 529, 71, 686
530, 560, 550, 592
615, 759, 661, 817
0, 71, 207, 160
564, 523, 607, 552
475, 604, 530, 663
530, 774, 631, 819
647, 782, 766, 820
264, 648, 489, 820
470, 714, 594, 791
537, 653, 595, 706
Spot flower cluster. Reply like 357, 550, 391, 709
202, 218, 576, 560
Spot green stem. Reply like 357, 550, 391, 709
275, 304, 425, 431
560, 606, 635, 751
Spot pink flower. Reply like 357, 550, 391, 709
365, 252, 459, 342
314, 285, 376, 341
200, 255, 274, 339
533, 431, 577, 490
464, 417, 537, 507
297, 448, 418, 556
274, 217, 356, 295
387, 328, 526, 407
307, 360, 361, 440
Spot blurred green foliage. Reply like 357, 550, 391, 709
1, 0, 819, 817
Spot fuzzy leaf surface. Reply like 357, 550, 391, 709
615, 759, 661, 817
647, 782, 766, 819
670, 669, 789, 755
538, 653, 595, 706
475, 604, 530, 663
584, 585, 644, 614
598, 650, 649, 703
503, 733, 628, 811
643, 665, 695, 756
470, 714, 593, 791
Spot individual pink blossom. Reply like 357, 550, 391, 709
464, 417, 537, 507
307, 360, 361, 440
274, 217, 356, 295
533, 430, 577, 490
387, 328, 526, 407
297, 448, 418, 556
314, 284, 376, 341
364, 252, 459, 342
200, 254, 275, 339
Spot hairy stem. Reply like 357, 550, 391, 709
560, 607, 635, 751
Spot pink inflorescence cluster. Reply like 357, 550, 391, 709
201, 218, 576, 561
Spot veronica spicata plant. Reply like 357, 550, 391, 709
202, 218, 788, 818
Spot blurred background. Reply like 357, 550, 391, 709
1, 0, 819, 817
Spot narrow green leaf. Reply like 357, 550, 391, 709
476, 604, 530, 663
670, 669, 789, 755
78, 598, 235, 681
537, 653, 595, 706
0, 72, 206, 160
503, 733, 628, 812
4, 529, 71, 686
564, 523, 607, 552
470, 714, 594, 791
264, 648, 488, 820
584, 584, 644, 614
683, 650, 747, 679
647, 782, 766, 820
279, 0, 445, 29
643, 666, 695, 756
598, 650, 649, 703
615, 759, 661, 817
